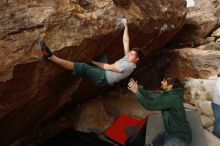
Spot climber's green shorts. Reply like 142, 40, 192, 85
72, 63, 108, 86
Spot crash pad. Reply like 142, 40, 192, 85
145, 111, 208, 146
105, 115, 146, 145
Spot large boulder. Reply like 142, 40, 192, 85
194, 0, 218, 13
194, 0, 220, 21
186, 9, 218, 37
171, 0, 220, 48
0, 0, 187, 145
167, 9, 218, 48
166, 48, 220, 80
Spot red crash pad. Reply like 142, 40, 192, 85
105, 115, 146, 145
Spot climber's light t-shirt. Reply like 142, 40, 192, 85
105, 55, 136, 85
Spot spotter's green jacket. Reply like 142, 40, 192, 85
135, 87, 192, 144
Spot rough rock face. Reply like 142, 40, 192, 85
186, 9, 218, 37
184, 78, 215, 102
171, 0, 220, 48
0, 0, 187, 145
194, 0, 219, 13
166, 48, 220, 79
194, 0, 220, 23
